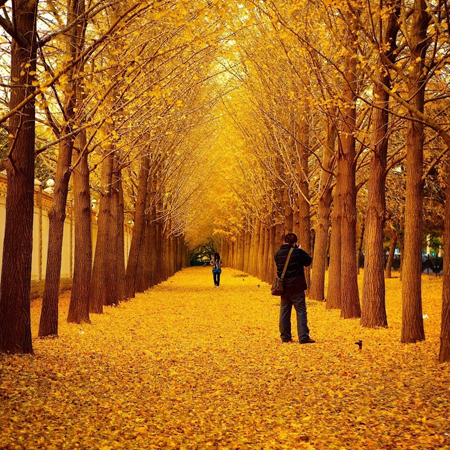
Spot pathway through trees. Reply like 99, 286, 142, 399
1, 267, 449, 449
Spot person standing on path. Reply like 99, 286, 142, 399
274, 233, 315, 344
210, 252, 222, 287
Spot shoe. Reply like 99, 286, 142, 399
300, 338, 316, 344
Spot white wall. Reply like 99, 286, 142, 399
0, 173, 132, 281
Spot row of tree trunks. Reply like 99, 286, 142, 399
222, 213, 317, 288
222, 116, 330, 298
124, 167, 188, 299
38, 0, 86, 337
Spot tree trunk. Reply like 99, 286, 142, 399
327, 172, 342, 310
243, 231, 250, 273
135, 191, 150, 293
257, 221, 264, 278
361, 0, 399, 327
401, 0, 429, 343
39, 136, 73, 336
238, 233, 245, 271
0, 0, 38, 354
296, 119, 311, 292
163, 223, 171, 279
267, 225, 276, 282
139, 177, 156, 291
361, 86, 389, 326
272, 223, 283, 276
356, 219, 365, 276
67, 129, 91, 324
439, 164, 450, 362
116, 169, 126, 302
154, 218, 163, 284
284, 186, 293, 234
90, 153, 114, 313
230, 240, 235, 268
339, 27, 361, 319
104, 162, 120, 306
399, 218, 404, 281
251, 220, 261, 277
148, 201, 157, 287
125, 153, 150, 299
385, 233, 398, 279
261, 225, 269, 281
309, 121, 335, 301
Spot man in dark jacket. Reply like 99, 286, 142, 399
274, 233, 315, 344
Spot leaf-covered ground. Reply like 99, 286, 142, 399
1, 267, 449, 449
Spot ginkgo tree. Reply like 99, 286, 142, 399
0, 0, 448, 363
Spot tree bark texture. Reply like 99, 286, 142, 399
135, 184, 150, 293
68, 129, 91, 324
284, 187, 293, 234
38, 136, 74, 336
140, 179, 156, 291
310, 122, 335, 301
125, 153, 150, 299
401, 0, 429, 343
0, 0, 38, 353
90, 153, 114, 313
361, 0, 399, 328
238, 233, 245, 271
385, 234, 397, 279
361, 84, 389, 327
116, 170, 126, 302
327, 171, 342, 309
251, 221, 261, 277
104, 163, 120, 306
439, 164, 450, 362
339, 35, 361, 319
356, 219, 365, 275
296, 118, 311, 292
262, 226, 270, 282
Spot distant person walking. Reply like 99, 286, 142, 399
274, 233, 314, 344
210, 253, 222, 287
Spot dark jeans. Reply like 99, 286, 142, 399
279, 289, 309, 342
213, 272, 221, 286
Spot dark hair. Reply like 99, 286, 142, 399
214, 252, 220, 260
284, 233, 298, 245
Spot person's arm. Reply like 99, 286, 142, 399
297, 248, 312, 267
303, 251, 313, 267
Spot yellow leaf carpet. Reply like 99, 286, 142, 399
1, 267, 449, 449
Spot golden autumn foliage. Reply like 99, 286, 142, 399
1, 268, 449, 449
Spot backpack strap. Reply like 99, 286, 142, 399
280, 247, 294, 280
